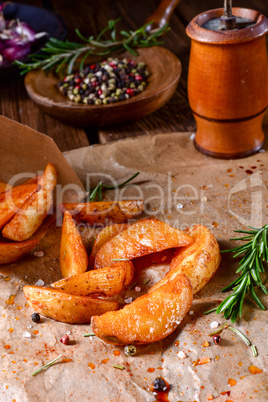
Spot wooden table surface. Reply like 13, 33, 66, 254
0, 0, 267, 152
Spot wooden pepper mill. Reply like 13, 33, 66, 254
186, 0, 268, 158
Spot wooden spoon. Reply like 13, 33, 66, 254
25, 0, 181, 127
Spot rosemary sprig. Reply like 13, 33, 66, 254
14, 19, 170, 75
216, 225, 268, 322
89, 172, 139, 201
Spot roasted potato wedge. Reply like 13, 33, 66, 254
38, 163, 57, 192
60, 200, 144, 226
23, 286, 119, 324
91, 274, 192, 345
51, 261, 134, 296
2, 189, 49, 241
149, 225, 221, 295
0, 239, 39, 265
0, 183, 38, 230
2, 164, 57, 241
60, 211, 88, 277
94, 218, 192, 269
88, 223, 129, 268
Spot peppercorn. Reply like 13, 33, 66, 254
124, 345, 136, 356
31, 312, 40, 323
213, 335, 221, 345
153, 378, 167, 392
58, 57, 150, 105
60, 334, 70, 345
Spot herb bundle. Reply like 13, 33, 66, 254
14, 19, 170, 75
216, 225, 268, 322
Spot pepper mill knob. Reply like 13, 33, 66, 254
220, 0, 236, 29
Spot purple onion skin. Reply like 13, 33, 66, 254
3, 43, 31, 62
0, 42, 7, 52
12, 22, 36, 42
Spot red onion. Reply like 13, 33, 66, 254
0, 11, 45, 65
3, 43, 31, 62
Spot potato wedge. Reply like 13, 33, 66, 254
149, 225, 221, 295
0, 239, 39, 265
60, 211, 88, 277
88, 223, 129, 268
2, 164, 57, 241
94, 218, 193, 269
91, 274, 192, 345
2, 189, 49, 241
60, 200, 144, 226
38, 163, 57, 193
51, 261, 134, 296
23, 286, 119, 324
0, 183, 38, 230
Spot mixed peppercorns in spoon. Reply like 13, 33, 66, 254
57, 57, 150, 105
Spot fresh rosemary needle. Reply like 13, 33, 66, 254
89, 172, 140, 201
215, 224, 268, 322
31, 354, 62, 376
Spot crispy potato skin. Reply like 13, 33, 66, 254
88, 223, 129, 269
149, 225, 221, 295
60, 211, 88, 278
60, 200, 144, 226
23, 286, 119, 324
51, 261, 134, 296
0, 182, 12, 194
0, 239, 39, 265
0, 183, 38, 230
94, 219, 192, 269
92, 274, 192, 345
2, 164, 57, 241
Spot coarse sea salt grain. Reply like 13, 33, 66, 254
125, 297, 133, 304
34, 251, 44, 258
177, 203, 183, 210
27, 325, 32, 329
177, 351, 187, 359
190, 133, 195, 140
189, 311, 194, 315
135, 287, 141, 292
210, 321, 219, 329
23, 332, 32, 338
35, 279, 44, 287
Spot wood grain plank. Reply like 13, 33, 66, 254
0, 0, 90, 151
0, 76, 90, 151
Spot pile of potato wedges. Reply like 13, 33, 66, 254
24, 206, 221, 345
1, 164, 221, 345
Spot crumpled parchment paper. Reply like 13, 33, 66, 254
0, 116, 267, 402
